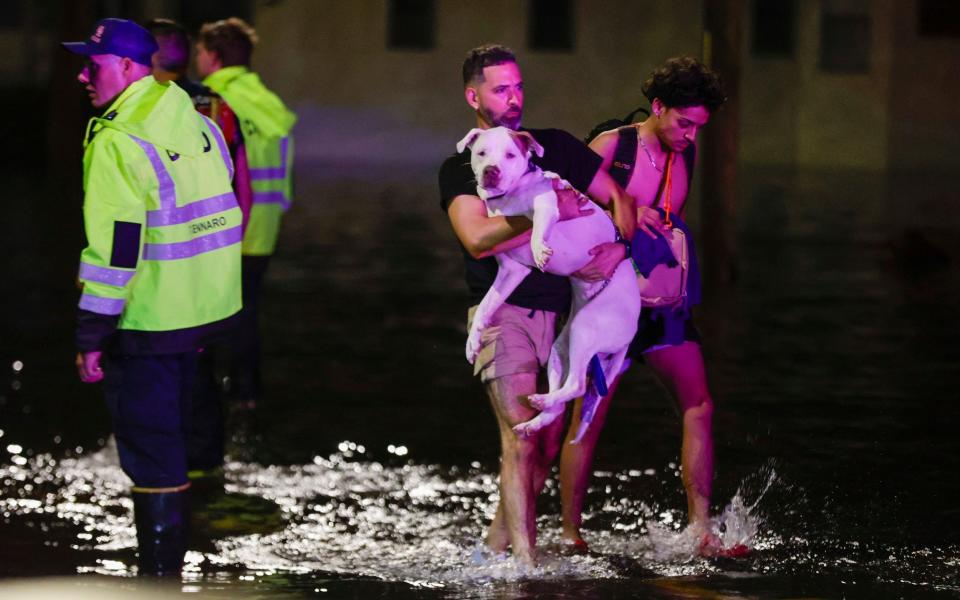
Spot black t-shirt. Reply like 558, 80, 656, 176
438, 127, 603, 312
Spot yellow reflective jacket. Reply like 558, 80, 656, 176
77, 76, 242, 351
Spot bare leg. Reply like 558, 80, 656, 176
487, 377, 566, 554
483, 371, 564, 566
644, 341, 714, 527
558, 374, 624, 543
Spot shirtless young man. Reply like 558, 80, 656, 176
438, 45, 635, 566
562, 56, 728, 554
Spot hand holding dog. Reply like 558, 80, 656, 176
554, 180, 594, 221
573, 242, 627, 282
532, 180, 591, 270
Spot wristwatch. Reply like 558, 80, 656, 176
614, 231, 632, 260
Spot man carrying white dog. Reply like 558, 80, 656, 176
438, 44, 635, 565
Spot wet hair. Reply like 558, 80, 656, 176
145, 18, 191, 72
642, 56, 726, 112
462, 44, 516, 86
198, 17, 258, 68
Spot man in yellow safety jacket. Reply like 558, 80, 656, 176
64, 18, 241, 576
195, 17, 296, 410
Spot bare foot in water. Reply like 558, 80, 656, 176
560, 525, 590, 554
560, 537, 589, 555
563, 539, 590, 554
698, 531, 751, 559
485, 504, 510, 553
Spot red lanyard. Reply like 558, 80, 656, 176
661, 152, 675, 228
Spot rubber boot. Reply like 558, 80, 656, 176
132, 489, 189, 576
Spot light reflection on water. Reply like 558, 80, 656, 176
2, 441, 958, 597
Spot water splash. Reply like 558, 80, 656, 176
595, 464, 780, 575
708, 467, 777, 551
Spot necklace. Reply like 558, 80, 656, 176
638, 134, 663, 173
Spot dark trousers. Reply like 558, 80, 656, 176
186, 349, 224, 472
103, 352, 199, 489
232, 254, 270, 400
185, 254, 269, 471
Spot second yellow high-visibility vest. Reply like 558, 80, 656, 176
203, 66, 296, 256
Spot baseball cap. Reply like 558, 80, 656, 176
62, 18, 159, 66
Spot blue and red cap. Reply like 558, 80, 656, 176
62, 18, 159, 66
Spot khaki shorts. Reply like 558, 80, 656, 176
467, 303, 558, 383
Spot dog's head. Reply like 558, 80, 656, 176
456, 126, 544, 198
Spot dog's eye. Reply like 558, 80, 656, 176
477, 150, 486, 157
506, 152, 516, 159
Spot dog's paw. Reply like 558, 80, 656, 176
532, 242, 553, 271
514, 407, 561, 438
512, 421, 539, 438
528, 393, 555, 411
465, 328, 482, 364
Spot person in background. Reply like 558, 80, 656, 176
64, 18, 241, 575
144, 18, 206, 97
195, 17, 296, 413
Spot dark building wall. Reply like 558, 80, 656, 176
251, 0, 702, 168
252, 0, 960, 172
4, 0, 959, 173
887, 0, 960, 171
741, 0, 960, 172
741, 0, 895, 170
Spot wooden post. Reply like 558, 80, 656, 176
701, 0, 744, 289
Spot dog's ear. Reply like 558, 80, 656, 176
511, 130, 545, 158
456, 128, 485, 154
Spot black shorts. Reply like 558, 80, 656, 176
626, 307, 702, 361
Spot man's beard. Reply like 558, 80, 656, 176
483, 106, 522, 130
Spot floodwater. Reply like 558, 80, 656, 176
1, 166, 958, 599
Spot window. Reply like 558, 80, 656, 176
529, 0, 574, 51
751, 0, 795, 57
388, 0, 435, 50
918, 0, 960, 37
820, 13, 871, 73
0, 1, 21, 28
178, 0, 253, 32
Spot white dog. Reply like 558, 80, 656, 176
457, 126, 641, 442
